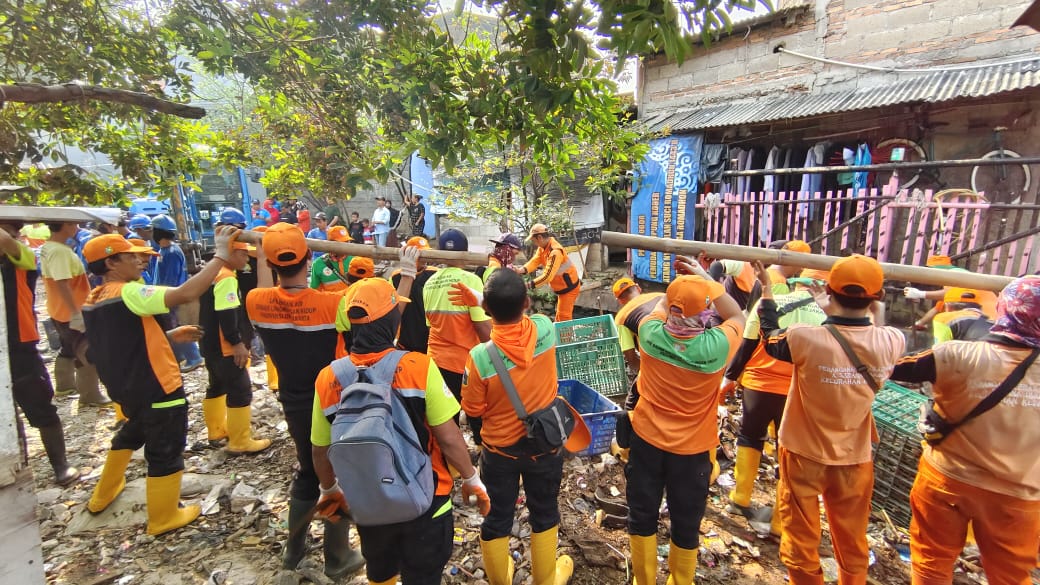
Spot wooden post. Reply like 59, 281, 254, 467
600, 231, 1015, 291
235, 231, 489, 267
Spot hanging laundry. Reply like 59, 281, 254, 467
853, 142, 872, 195
699, 144, 728, 185
800, 142, 829, 218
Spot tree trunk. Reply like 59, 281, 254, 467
0, 83, 206, 119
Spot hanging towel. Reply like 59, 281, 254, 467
853, 143, 871, 196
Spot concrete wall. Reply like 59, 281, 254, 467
641, 0, 1040, 117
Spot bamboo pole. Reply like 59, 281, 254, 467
234, 230, 489, 268
600, 231, 1016, 291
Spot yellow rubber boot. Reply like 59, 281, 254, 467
368, 578, 398, 585
764, 421, 777, 457
770, 488, 782, 537
479, 537, 515, 585
146, 471, 201, 535
629, 534, 658, 585
87, 449, 133, 513
202, 397, 228, 442
113, 403, 128, 423
226, 405, 272, 454
708, 448, 720, 484
665, 541, 698, 585
728, 446, 762, 509
530, 526, 573, 585
266, 356, 279, 391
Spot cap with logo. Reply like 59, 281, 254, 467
346, 278, 410, 324
944, 287, 981, 304
827, 254, 885, 299
348, 256, 375, 278
489, 233, 523, 250
525, 223, 550, 242
327, 225, 351, 243
666, 275, 725, 317
782, 240, 811, 254
612, 277, 638, 300
438, 228, 469, 251
84, 234, 158, 263
406, 236, 431, 249
262, 222, 309, 266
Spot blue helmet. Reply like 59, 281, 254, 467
150, 214, 177, 232
217, 207, 247, 226
127, 214, 152, 230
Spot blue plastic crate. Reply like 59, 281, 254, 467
558, 379, 622, 457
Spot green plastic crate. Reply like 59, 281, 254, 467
870, 381, 927, 528
555, 315, 628, 398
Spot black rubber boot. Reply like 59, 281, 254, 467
282, 497, 317, 570
323, 519, 365, 580
38, 424, 81, 486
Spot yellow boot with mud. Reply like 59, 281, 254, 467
629, 534, 658, 585
87, 449, 133, 513
727, 446, 762, 512
770, 488, 782, 537
202, 397, 228, 443
531, 526, 573, 585
146, 471, 201, 535
479, 536, 515, 585
665, 541, 698, 585
368, 579, 398, 585
226, 405, 272, 454
265, 356, 279, 391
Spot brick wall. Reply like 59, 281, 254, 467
641, 0, 1040, 116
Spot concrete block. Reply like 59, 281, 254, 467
715, 61, 747, 83
645, 77, 670, 96
667, 73, 696, 92
949, 14, 986, 38
746, 53, 781, 75
890, 3, 933, 27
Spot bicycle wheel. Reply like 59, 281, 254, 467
971, 149, 1031, 204
875, 138, 927, 190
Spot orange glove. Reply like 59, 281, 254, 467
448, 281, 483, 308
315, 481, 350, 523
718, 378, 736, 405
461, 471, 491, 516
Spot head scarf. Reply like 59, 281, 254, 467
664, 308, 706, 338
349, 305, 402, 355
989, 276, 1040, 348
491, 244, 518, 268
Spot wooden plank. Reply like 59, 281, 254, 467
599, 231, 1015, 290
0, 267, 18, 488
0, 469, 45, 585
0, 205, 123, 225
821, 191, 835, 255
235, 231, 488, 267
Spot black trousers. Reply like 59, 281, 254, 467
625, 431, 711, 550
440, 367, 482, 444
357, 505, 453, 585
480, 442, 564, 541
737, 388, 787, 451
203, 355, 253, 408
282, 403, 319, 500
53, 319, 90, 365
110, 399, 188, 477
11, 345, 59, 428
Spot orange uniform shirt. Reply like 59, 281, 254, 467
633, 312, 742, 455
423, 267, 490, 374
39, 241, 90, 322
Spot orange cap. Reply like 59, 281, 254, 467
525, 223, 550, 241
827, 254, 884, 299
84, 234, 157, 263
327, 225, 351, 243
262, 222, 308, 266
348, 256, 375, 278
798, 268, 830, 282
405, 236, 430, 249
612, 277, 637, 300
562, 399, 592, 453
127, 238, 159, 255
926, 254, 952, 267
782, 240, 811, 254
666, 275, 725, 317
346, 278, 410, 324
251, 225, 269, 233
944, 287, 981, 304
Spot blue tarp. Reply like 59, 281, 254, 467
630, 135, 703, 283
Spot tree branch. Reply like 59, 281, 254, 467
0, 83, 207, 119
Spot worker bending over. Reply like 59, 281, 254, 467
518, 223, 581, 322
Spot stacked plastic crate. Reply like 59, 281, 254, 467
871, 381, 929, 528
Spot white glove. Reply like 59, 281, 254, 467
398, 245, 421, 279
688, 261, 712, 281
461, 471, 491, 515
68, 312, 86, 332
903, 287, 926, 300
212, 226, 240, 262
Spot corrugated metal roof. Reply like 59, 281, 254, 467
646, 57, 1040, 132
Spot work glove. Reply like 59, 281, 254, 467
718, 378, 737, 405
68, 312, 86, 333
397, 245, 421, 279
675, 258, 712, 280
315, 481, 351, 523
903, 287, 926, 300
461, 471, 491, 516
448, 281, 483, 307
212, 226, 242, 263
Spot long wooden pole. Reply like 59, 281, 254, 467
234, 230, 489, 268
601, 231, 1015, 291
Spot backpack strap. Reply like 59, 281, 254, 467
330, 356, 359, 387
824, 324, 880, 392
323, 254, 351, 286
777, 296, 815, 317
365, 350, 409, 386
485, 341, 529, 420
952, 347, 1039, 429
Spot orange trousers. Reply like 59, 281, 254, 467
554, 287, 580, 322
910, 458, 1040, 585
777, 448, 874, 585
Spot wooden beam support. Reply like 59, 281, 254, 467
234, 230, 489, 268
600, 231, 1016, 291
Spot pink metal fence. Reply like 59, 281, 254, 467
696, 186, 1039, 278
